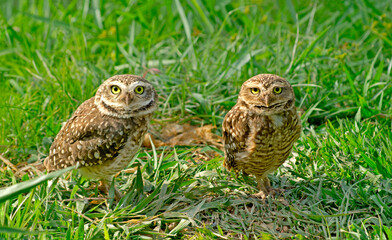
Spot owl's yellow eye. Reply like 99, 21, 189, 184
135, 86, 144, 94
273, 87, 282, 94
251, 88, 260, 95
111, 85, 121, 94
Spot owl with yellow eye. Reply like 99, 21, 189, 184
44, 74, 158, 200
222, 74, 302, 199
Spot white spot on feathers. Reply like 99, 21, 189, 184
270, 114, 284, 128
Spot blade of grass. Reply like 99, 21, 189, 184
0, 166, 75, 203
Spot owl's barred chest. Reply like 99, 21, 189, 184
241, 112, 300, 174
253, 113, 298, 149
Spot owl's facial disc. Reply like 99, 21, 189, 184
95, 76, 157, 118
240, 78, 295, 114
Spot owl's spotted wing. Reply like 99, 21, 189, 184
222, 106, 250, 171
44, 99, 127, 171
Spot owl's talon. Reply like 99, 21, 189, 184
251, 188, 284, 199
251, 191, 269, 199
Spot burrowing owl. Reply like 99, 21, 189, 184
44, 74, 157, 199
222, 74, 301, 199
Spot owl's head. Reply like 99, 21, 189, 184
94, 75, 158, 118
238, 74, 295, 114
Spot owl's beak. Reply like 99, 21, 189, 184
264, 95, 271, 107
124, 94, 133, 105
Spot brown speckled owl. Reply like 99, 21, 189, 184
44, 74, 157, 200
222, 74, 301, 199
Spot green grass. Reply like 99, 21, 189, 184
1, 0, 392, 238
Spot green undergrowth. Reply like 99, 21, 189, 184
1, 119, 391, 239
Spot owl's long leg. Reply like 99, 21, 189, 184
262, 176, 285, 197
263, 176, 272, 191
98, 180, 123, 201
252, 177, 270, 199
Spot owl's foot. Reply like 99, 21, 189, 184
252, 177, 285, 199
98, 181, 123, 201
251, 188, 284, 199
251, 190, 269, 199
252, 178, 271, 199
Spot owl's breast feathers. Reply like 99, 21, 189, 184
222, 105, 301, 175
44, 98, 150, 172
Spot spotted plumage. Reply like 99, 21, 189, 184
44, 74, 157, 199
222, 74, 301, 198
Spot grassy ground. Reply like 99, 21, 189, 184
1, 0, 392, 239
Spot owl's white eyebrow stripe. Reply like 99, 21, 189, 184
109, 81, 127, 89
246, 83, 267, 91
247, 83, 287, 91
109, 81, 149, 92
